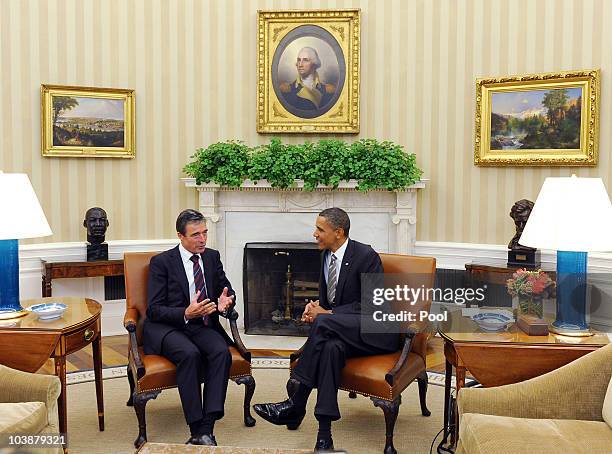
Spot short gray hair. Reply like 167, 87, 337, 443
319, 207, 350, 237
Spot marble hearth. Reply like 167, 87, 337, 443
183, 179, 426, 329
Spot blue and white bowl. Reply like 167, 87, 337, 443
26, 302, 68, 320
472, 312, 513, 331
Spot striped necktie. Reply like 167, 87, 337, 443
327, 253, 338, 306
190, 254, 209, 324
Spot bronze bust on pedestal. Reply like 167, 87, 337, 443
83, 207, 109, 261
508, 199, 539, 267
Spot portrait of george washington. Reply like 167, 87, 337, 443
271, 25, 345, 119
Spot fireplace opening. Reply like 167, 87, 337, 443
243, 242, 321, 336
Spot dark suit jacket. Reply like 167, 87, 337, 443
280, 80, 335, 111
318, 239, 398, 351
143, 245, 234, 355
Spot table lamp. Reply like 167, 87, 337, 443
519, 175, 612, 336
0, 172, 52, 318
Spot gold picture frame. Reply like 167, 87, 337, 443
257, 9, 360, 133
474, 69, 599, 166
41, 84, 135, 158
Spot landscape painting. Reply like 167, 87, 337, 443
52, 96, 125, 147
41, 84, 135, 158
474, 69, 599, 166
490, 87, 582, 150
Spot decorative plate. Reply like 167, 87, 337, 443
0, 308, 28, 320
26, 302, 68, 320
472, 312, 513, 331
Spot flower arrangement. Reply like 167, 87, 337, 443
506, 269, 555, 318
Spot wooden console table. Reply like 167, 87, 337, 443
42, 259, 124, 297
465, 260, 553, 285
465, 260, 556, 307
0, 297, 104, 443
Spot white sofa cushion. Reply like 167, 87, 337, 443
459, 413, 612, 454
0, 402, 48, 434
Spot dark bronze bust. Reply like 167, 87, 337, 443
508, 199, 535, 250
83, 207, 109, 261
508, 199, 539, 267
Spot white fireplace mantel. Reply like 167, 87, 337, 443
182, 178, 426, 253
182, 178, 426, 324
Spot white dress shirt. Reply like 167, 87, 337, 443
179, 244, 208, 324
323, 238, 349, 283
178, 243, 207, 302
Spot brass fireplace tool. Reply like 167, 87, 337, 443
284, 264, 293, 320
273, 250, 318, 325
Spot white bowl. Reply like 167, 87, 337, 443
472, 312, 513, 331
26, 302, 67, 320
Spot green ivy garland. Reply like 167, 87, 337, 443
183, 141, 250, 187
248, 138, 308, 189
183, 138, 423, 192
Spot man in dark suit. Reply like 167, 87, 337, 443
254, 207, 399, 451
144, 209, 235, 446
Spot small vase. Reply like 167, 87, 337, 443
518, 295, 543, 319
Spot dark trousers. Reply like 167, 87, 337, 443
161, 322, 232, 425
291, 313, 394, 420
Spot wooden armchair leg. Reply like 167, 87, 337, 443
126, 366, 135, 407
372, 396, 401, 454
132, 390, 161, 448
416, 370, 431, 416
234, 375, 256, 427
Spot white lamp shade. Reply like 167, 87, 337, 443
519, 176, 612, 252
0, 172, 52, 240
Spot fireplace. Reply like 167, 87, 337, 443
243, 242, 321, 336
183, 178, 426, 330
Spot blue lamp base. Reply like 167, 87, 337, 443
549, 250, 592, 337
0, 239, 27, 319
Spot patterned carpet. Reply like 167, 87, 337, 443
66, 369, 446, 454
66, 359, 459, 388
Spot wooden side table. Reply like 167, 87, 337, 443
0, 297, 104, 443
438, 309, 609, 449
42, 259, 124, 297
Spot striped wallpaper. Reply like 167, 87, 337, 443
1, 0, 610, 245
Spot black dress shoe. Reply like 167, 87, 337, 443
314, 437, 334, 452
186, 434, 217, 446
253, 398, 306, 428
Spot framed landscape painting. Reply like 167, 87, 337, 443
41, 84, 135, 158
257, 9, 360, 133
474, 69, 599, 166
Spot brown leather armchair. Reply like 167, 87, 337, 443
289, 253, 436, 454
123, 251, 256, 448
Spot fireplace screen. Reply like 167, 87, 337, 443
243, 242, 320, 336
